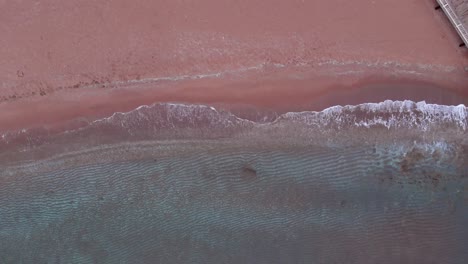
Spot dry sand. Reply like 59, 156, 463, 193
0, 0, 468, 134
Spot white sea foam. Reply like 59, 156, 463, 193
88, 100, 467, 130
278, 100, 467, 130
1, 100, 466, 146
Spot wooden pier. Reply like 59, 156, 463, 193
436, 0, 468, 46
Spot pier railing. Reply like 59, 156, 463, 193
437, 0, 468, 46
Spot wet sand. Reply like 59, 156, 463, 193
1, 64, 467, 135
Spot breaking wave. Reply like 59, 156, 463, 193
75, 100, 468, 132
278, 100, 467, 130
0, 100, 466, 148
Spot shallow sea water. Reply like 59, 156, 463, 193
0, 100, 467, 263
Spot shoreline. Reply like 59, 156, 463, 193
1, 1, 468, 262
0, 62, 467, 134
1, 97, 466, 166
1, 0, 468, 136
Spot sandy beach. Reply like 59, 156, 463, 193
0, 0, 467, 134
1, 1, 468, 263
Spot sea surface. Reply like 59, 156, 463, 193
0, 100, 467, 263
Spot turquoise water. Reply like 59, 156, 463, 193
1, 101, 467, 263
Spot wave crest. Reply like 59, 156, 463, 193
277, 100, 467, 130
1, 100, 466, 148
